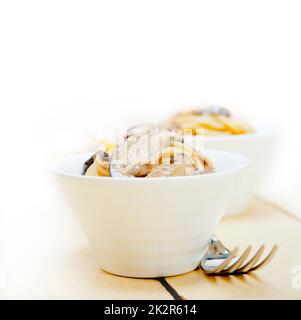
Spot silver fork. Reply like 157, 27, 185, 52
200, 235, 278, 275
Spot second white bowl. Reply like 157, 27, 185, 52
185, 121, 279, 216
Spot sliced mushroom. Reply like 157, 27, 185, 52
85, 161, 98, 176
190, 107, 231, 117
110, 140, 150, 177
93, 141, 116, 177
124, 123, 159, 140
82, 154, 96, 175
95, 150, 111, 176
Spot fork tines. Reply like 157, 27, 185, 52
206, 245, 278, 275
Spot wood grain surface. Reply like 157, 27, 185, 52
1, 195, 300, 299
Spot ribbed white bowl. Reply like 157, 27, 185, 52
51, 150, 249, 278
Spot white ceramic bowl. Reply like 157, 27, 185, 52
51, 150, 249, 278
185, 121, 279, 216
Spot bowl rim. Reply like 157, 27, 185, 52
50, 149, 250, 182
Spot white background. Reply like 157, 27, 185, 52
0, 0, 301, 297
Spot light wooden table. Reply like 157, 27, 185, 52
1, 194, 301, 299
